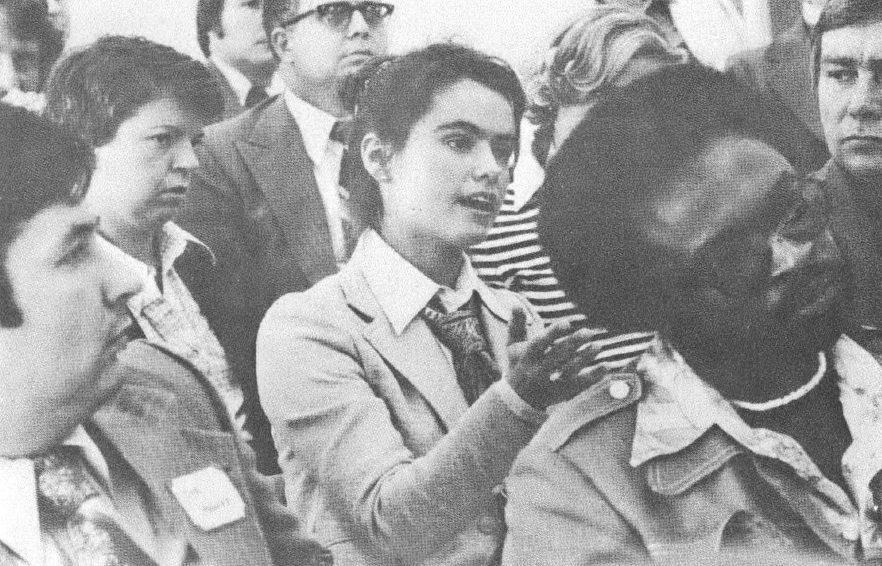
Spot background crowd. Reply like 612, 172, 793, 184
1, 0, 882, 565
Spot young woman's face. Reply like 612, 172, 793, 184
85, 97, 205, 240
379, 79, 517, 251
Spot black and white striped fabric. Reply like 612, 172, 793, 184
470, 187, 655, 369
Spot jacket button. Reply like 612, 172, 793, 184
477, 515, 501, 535
609, 380, 630, 400
841, 519, 860, 542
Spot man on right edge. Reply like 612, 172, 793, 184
501, 64, 882, 564
813, 0, 882, 353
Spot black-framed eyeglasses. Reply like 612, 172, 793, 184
281, 2, 394, 31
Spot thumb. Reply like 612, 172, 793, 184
508, 307, 527, 346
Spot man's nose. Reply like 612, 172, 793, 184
847, 71, 882, 120
98, 237, 143, 306
347, 7, 371, 36
174, 139, 199, 171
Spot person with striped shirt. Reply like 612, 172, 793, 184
470, 4, 686, 367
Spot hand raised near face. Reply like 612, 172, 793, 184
505, 310, 604, 410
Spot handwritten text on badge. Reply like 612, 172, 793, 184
170, 467, 246, 530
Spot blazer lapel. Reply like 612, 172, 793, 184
238, 98, 337, 286
340, 263, 469, 430
89, 407, 275, 566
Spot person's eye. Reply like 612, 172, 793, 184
825, 67, 857, 84
148, 132, 174, 148
445, 134, 476, 152
318, 2, 348, 19
190, 132, 205, 148
59, 235, 94, 267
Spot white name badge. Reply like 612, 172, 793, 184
170, 466, 246, 531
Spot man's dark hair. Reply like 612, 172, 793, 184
0, 0, 62, 91
540, 64, 790, 332
0, 103, 94, 327
812, 0, 882, 85
196, 0, 225, 58
340, 42, 526, 229
43, 35, 223, 148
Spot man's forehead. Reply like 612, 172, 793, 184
16, 204, 97, 252
821, 20, 882, 61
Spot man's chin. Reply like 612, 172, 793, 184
838, 153, 882, 183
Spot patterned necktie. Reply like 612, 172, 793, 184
245, 85, 268, 108
35, 446, 158, 566
422, 294, 501, 405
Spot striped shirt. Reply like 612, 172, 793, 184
470, 186, 655, 369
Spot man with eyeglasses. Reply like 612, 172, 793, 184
178, 0, 393, 474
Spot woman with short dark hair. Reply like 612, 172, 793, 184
43, 36, 247, 434
257, 42, 599, 566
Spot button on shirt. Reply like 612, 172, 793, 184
284, 90, 350, 268
631, 335, 882, 559
357, 229, 544, 424
122, 222, 245, 435
0, 427, 189, 566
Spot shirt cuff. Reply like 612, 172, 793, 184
492, 379, 547, 426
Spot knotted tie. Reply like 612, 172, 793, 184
244, 85, 268, 108
329, 119, 353, 146
422, 294, 501, 405
35, 446, 157, 566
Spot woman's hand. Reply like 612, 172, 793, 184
505, 309, 604, 410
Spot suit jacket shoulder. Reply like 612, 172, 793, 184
92, 340, 331, 566
205, 61, 246, 122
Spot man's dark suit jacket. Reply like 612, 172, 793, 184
178, 95, 338, 473
815, 160, 882, 346
726, 17, 829, 173
86, 340, 331, 566
205, 61, 247, 122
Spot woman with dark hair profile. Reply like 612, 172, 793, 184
257, 43, 600, 566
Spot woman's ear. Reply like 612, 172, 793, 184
361, 132, 392, 183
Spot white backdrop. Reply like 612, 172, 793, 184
67, 0, 591, 74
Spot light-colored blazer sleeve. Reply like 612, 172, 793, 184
257, 278, 544, 565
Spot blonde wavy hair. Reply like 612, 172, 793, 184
528, 5, 686, 127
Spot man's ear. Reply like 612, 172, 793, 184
207, 22, 225, 45
270, 27, 290, 61
361, 132, 392, 183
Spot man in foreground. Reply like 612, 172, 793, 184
0, 103, 329, 566
502, 65, 879, 564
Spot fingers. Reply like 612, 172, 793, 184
542, 328, 602, 373
550, 341, 603, 383
521, 319, 575, 359
507, 307, 528, 346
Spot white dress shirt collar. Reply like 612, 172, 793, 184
283, 89, 340, 165
355, 229, 508, 335
0, 426, 109, 565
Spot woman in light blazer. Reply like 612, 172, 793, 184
257, 43, 599, 566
